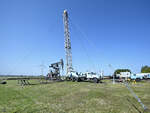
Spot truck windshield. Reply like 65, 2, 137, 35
91, 72, 96, 75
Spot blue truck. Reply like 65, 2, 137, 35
144, 74, 150, 79
130, 74, 144, 80
130, 73, 150, 80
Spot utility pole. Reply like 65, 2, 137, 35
40, 63, 45, 83
40, 64, 44, 76
63, 10, 73, 75
109, 64, 115, 84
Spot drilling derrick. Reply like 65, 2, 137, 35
63, 10, 73, 75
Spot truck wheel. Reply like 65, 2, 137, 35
72, 77, 76, 82
0, 81, 7, 84
93, 78, 99, 83
65, 77, 70, 81
77, 78, 81, 82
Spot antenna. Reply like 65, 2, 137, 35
63, 10, 73, 75
39, 62, 46, 83
109, 64, 115, 84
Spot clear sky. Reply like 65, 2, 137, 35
0, 0, 150, 75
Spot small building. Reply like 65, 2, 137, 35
116, 72, 131, 78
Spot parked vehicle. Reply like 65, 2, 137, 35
66, 71, 102, 83
85, 72, 100, 83
130, 74, 143, 80
66, 71, 80, 81
144, 74, 150, 79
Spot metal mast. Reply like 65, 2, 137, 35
63, 10, 73, 75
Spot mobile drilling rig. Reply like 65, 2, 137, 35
63, 10, 103, 83
63, 10, 80, 80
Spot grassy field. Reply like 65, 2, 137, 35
0, 79, 150, 113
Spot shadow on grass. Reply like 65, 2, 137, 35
17, 80, 65, 86
127, 98, 142, 113
70, 79, 106, 84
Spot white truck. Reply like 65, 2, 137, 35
66, 71, 81, 82
66, 71, 102, 83
84, 72, 102, 83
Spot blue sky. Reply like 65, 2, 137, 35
0, 0, 150, 75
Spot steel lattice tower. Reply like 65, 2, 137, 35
63, 10, 73, 75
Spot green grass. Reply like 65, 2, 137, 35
0, 80, 150, 113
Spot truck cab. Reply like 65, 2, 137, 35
66, 71, 80, 81
85, 72, 101, 83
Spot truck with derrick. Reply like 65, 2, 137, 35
63, 10, 103, 83
67, 71, 103, 83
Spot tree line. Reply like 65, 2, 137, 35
114, 65, 150, 74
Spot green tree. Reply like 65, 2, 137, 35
141, 65, 150, 73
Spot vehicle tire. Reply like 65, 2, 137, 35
65, 77, 69, 81
72, 77, 76, 82
77, 78, 81, 82
1, 81, 7, 84
93, 78, 98, 83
